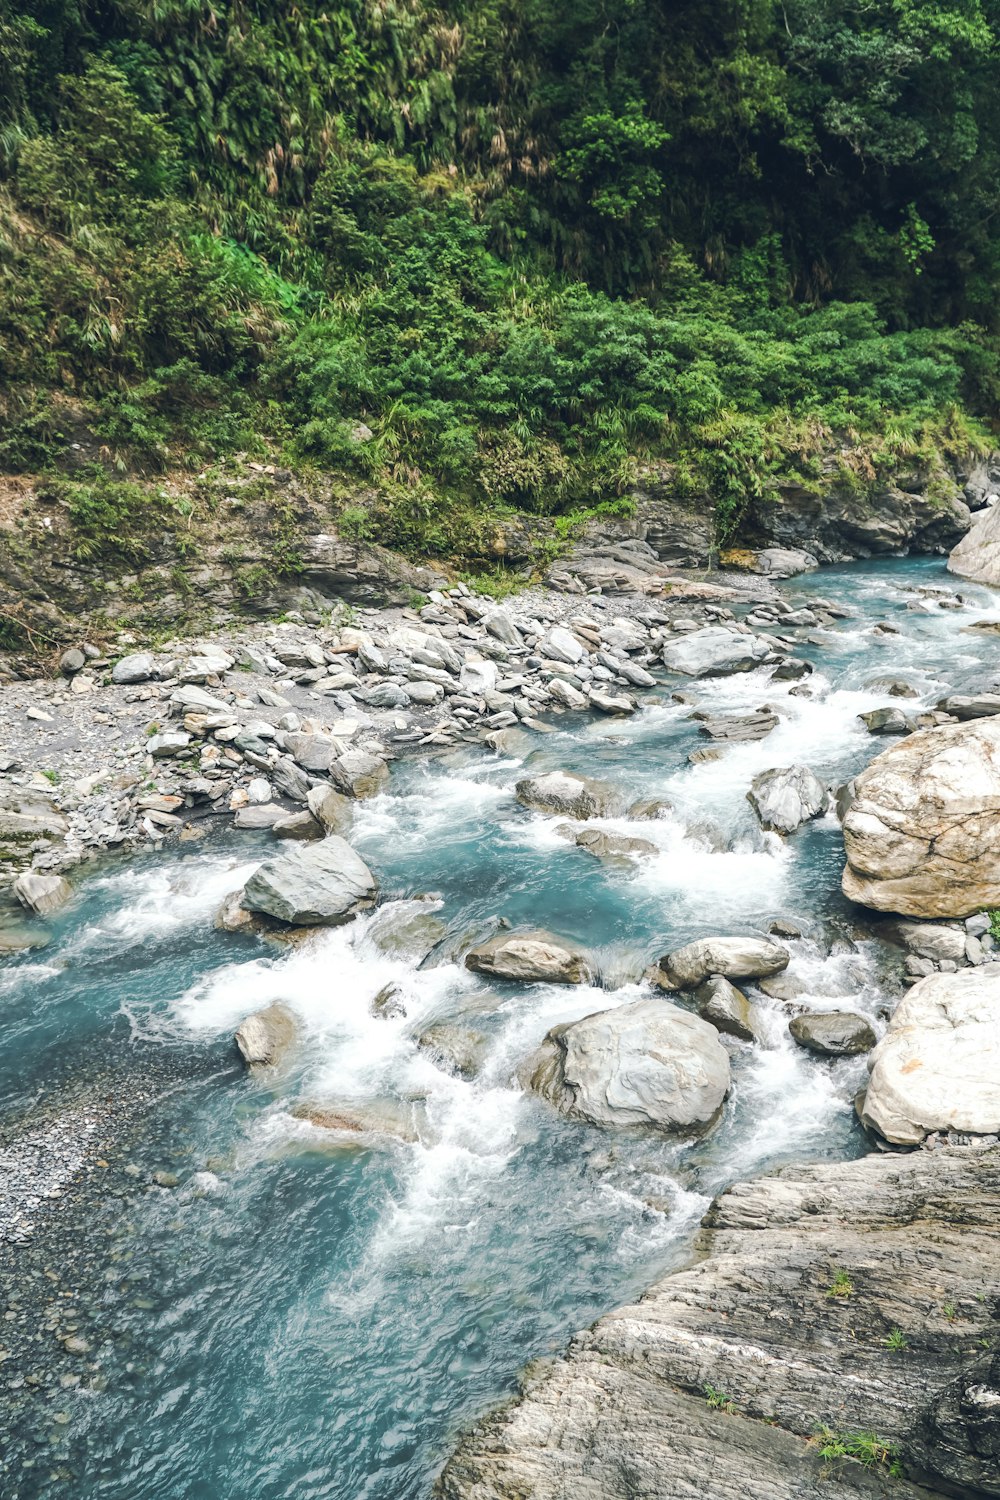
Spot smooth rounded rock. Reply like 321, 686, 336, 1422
657, 935, 789, 991
515, 770, 625, 820
788, 1010, 876, 1056
466, 930, 590, 984
235, 1002, 298, 1067
241, 836, 377, 926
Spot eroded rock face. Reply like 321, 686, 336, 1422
521, 997, 730, 1131
747, 765, 827, 835
662, 626, 771, 678
465, 930, 590, 984
841, 718, 1000, 918
515, 771, 625, 820
437, 1145, 1000, 1500
241, 836, 377, 925
862, 967, 1000, 1144
657, 935, 789, 990
948, 496, 1000, 586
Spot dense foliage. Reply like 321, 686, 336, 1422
0, 0, 996, 555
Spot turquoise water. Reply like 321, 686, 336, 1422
2, 557, 997, 1499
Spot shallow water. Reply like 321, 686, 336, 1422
2, 556, 996, 1500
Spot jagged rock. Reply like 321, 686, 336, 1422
662, 626, 771, 677
271, 756, 311, 803
438, 1145, 1000, 1500
12, 871, 72, 917
858, 706, 911, 735
370, 982, 407, 1019
363, 899, 447, 962
178, 651, 235, 682
948, 494, 1000, 585
241, 836, 377, 926
329, 750, 389, 799
272, 810, 324, 840
548, 677, 588, 709
235, 1002, 297, 1067
880, 920, 968, 964
937, 693, 1000, 720
147, 731, 191, 758
542, 626, 587, 664
515, 770, 624, 820
695, 976, 761, 1042
573, 827, 658, 860
283, 731, 339, 772
588, 688, 636, 715
234, 804, 287, 830
306, 783, 352, 832
112, 652, 154, 685
788, 1010, 876, 1056
657, 935, 789, 990
520, 998, 730, 1131
862, 966, 1000, 1143
842, 717, 1000, 918
747, 765, 827, 835
697, 710, 777, 742
628, 798, 672, 821
465, 929, 590, 984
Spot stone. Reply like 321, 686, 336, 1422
328, 750, 389, 799
272, 810, 324, 840
178, 651, 234, 682
657, 935, 789, 991
370, 983, 407, 1019
695, 976, 761, 1042
841, 717, 1000, 918
306, 783, 352, 832
548, 678, 589, 709
283, 731, 339, 772
234, 805, 287, 830
417, 1024, 488, 1079
170, 684, 231, 713
937, 693, 1000, 720
59, 648, 85, 676
215, 889, 256, 932
661, 626, 770, 677
521, 998, 730, 1132
270, 757, 312, 803
858, 706, 911, 735
460, 659, 499, 695
788, 1010, 876, 1056
483, 609, 523, 648
515, 770, 624, 820
573, 827, 657, 860
438, 1145, 1000, 1500
628, 798, 672, 821
362, 899, 446, 963
12, 872, 72, 917
235, 1002, 297, 1067
948, 494, 1000, 585
881, 920, 968, 964
542, 626, 587, 664
147, 731, 191, 759
241, 836, 377, 925
747, 765, 827, 835
466, 929, 590, 984
697, 710, 777, 742
588, 688, 636, 715
112, 652, 154, 685
862, 967, 1000, 1143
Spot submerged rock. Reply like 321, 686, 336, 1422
788, 1010, 876, 1056
858, 706, 911, 735
573, 827, 658, 860
862, 966, 1000, 1144
747, 765, 826, 835
241, 836, 378, 926
661, 626, 771, 678
842, 717, 1000, 918
417, 1023, 488, 1079
657, 935, 789, 991
521, 997, 730, 1132
515, 770, 625, 820
235, 1002, 298, 1067
363, 899, 447, 963
465, 930, 590, 984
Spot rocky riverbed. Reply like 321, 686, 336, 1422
4, 539, 1000, 1500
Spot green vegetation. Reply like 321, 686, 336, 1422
816, 1427, 903, 1477
884, 1327, 909, 1352
826, 1269, 854, 1299
987, 911, 1000, 943
1, 0, 998, 564
704, 1384, 738, 1414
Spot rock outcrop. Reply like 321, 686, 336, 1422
862, 967, 1000, 1144
438, 1144, 1000, 1500
521, 997, 730, 1131
241, 836, 377, 925
842, 718, 1000, 918
948, 497, 1000, 586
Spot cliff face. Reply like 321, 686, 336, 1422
437, 1144, 1000, 1500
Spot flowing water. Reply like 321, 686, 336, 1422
2, 557, 998, 1500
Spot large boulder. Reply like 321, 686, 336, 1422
661, 627, 770, 678
695, 976, 762, 1042
466, 930, 590, 984
521, 997, 730, 1132
515, 771, 624, 820
948, 497, 1000, 585
328, 750, 389, 799
657, 935, 789, 991
841, 717, 1000, 918
747, 766, 827, 835
241, 836, 377, 926
788, 1010, 876, 1057
12, 872, 72, 917
862, 967, 1000, 1144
